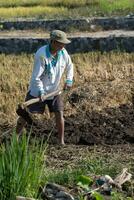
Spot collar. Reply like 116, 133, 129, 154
46, 44, 63, 60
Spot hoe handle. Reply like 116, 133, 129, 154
22, 89, 61, 108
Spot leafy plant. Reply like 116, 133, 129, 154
77, 175, 93, 186
91, 192, 104, 200
77, 175, 93, 191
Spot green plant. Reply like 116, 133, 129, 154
77, 175, 93, 191
91, 191, 104, 200
0, 131, 46, 200
45, 168, 84, 186
111, 192, 122, 200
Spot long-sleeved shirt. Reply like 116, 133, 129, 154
29, 44, 73, 98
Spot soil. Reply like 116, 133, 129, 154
31, 102, 134, 145
46, 144, 134, 171
13, 81, 134, 146
1, 81, 134, 145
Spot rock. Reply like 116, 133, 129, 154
45, 183, 66, 192
42, 183, 74, 200
56, 191, 74, 200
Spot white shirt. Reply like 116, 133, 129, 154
29, 44, 73, 98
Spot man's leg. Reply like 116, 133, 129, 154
16, 116, 26, 134
55, 111, 65, 145
16, 91, 46, 134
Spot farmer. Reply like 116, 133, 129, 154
16, 30, 73, 145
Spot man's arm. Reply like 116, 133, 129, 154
64, 55, 74, 90
30, 53, 45, 96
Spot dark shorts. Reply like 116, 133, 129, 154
25, 92, 64, 114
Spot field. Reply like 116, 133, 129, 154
0, 51, 134, 199
0, 0, 133, 19
0, 0, 134, 199
0, 52, 133, 123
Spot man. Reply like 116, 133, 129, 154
16, 30, 73, 145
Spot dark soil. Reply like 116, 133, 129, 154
16, 82, 134, 146
28, 103, 134, 145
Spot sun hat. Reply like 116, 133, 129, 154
50, 30, 71, 44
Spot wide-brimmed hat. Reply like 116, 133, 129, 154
50, 30, 71, 44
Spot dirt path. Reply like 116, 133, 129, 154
0, 30, 134, 38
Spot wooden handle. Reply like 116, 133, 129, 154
16, 196, 36, 200
22, 90, 61, 108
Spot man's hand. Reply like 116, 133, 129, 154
40, 94, 45, 102
63, 83, 72, 91
39, 92, 47, 102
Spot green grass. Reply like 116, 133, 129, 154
0, 132, 46, 200
45, 147, 132, 185
99, 0, 134, 13
0, 0, 133, 19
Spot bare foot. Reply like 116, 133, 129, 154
61, 141, 65, 146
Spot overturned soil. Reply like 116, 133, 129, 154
2, 80, 133, 145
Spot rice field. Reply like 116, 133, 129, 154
0, 0, 133, 19
0, 52, 134, 124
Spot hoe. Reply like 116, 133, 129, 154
16, 89, 61, 125
0, 90, 61, 140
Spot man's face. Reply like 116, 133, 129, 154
51, 40, 65, 52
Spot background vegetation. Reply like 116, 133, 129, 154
0, 0, 133, 19
0, 52, 133, 124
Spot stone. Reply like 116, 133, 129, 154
46, 183, 66, 192
56, 191, 74, 200
42, 183, 74, 200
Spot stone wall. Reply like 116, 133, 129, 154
0, 36, 133, 54
0, 17, 134, 31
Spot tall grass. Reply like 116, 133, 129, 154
0, 0, 133, 19
0, 6, 67, 19
99, 0, 134, 14
0, 132, 46, 200
0, 0, 89, 8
